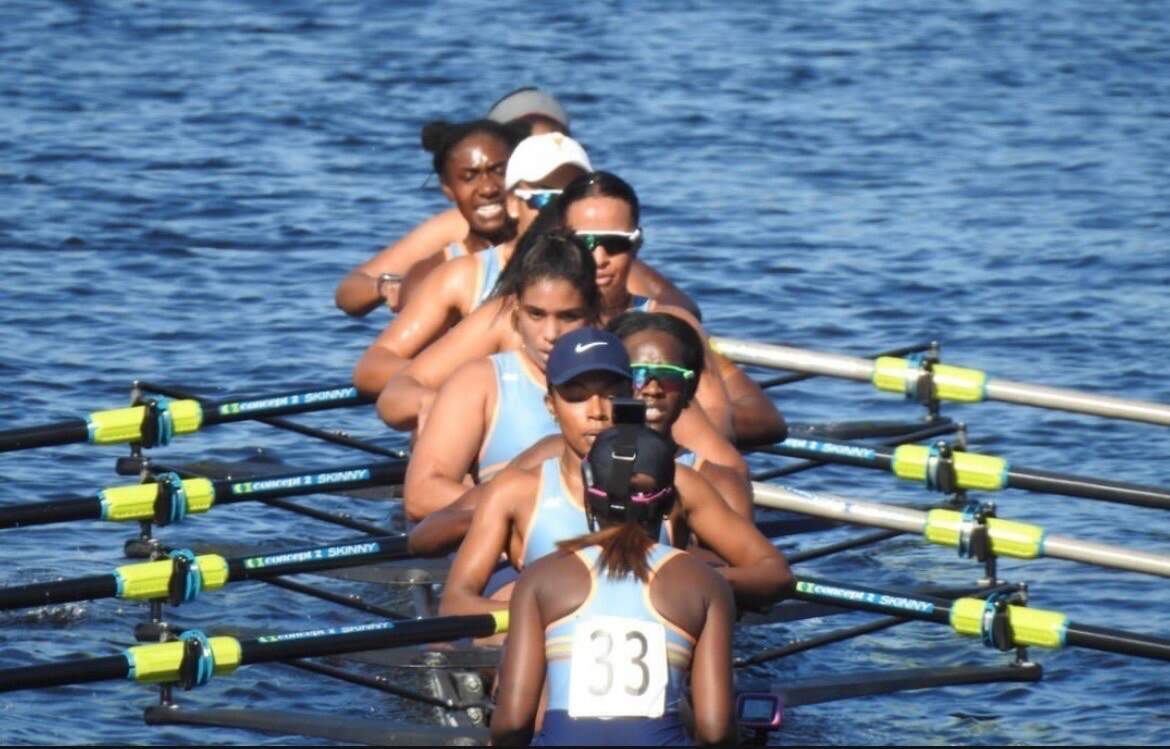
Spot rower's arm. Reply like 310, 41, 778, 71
679, 469, 792, 606
629, 260, 702, 319
407, 485, 485, 556
440, 477, 522, 617
351, 261, 468, 396
673, 406, 749, 478
402, 360, 492, 521
690, 569, 737, 747
491, 570, 545, 747
375, 304, 505, 429
335, 208, 466, 315
715, 351, 787, 446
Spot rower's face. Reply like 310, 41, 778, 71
547, 372, 633, 455
505, 164, 587, 236
441, 133, 511, 238
624, 329, 687, 433
512, 279, 591, 369
564, 196, 637, 302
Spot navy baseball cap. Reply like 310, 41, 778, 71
546, 328, 632, 386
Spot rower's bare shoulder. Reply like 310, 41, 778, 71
508, 435, 564, 470
651, 304, 705, 334
479, 462, 542, 513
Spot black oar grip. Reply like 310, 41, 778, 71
0, 420, 89, 453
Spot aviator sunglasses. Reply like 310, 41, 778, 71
511, 187, 562, 210
573, 228, 643, 255
631, 363, 695, 394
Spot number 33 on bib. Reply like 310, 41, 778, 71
568, 616, 669, 718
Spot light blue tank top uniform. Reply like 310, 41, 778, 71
521, 459, 672, 568
443, 241, 467, 260
477, 352, 558, 481
470, 245, 504, 310
675, 449, 697, 468
536, 544, 694, 746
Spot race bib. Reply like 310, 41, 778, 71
568, 616, 668, 719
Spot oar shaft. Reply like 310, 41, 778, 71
985, 378, 1170, 427
794, 576, 1170, 663
712, 337, 1170, 428
0, 575, 116, 611
200, 386, 372, 427
1066, 623, 1170, 662
237, 613, 503, 665
1008, 468, 1170, 511
767, 436, 1170, 511
227, 536, 412, 580
754, 483, 1170, 579
1042, 535, 1170, 579
0, 420, 88, 453
713, 339, 874, 382
0, 496, 100, 529
0, 460, 406, 530
0, 655, 129, 692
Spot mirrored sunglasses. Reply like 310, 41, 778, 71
574, 228, 643, 255
631, 363, 695, 393
512, 187, 562, 209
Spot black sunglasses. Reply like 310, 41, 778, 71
573, 228, 643, 255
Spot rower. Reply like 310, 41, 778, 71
429, 328, 792, 615
491, 425, 736, 747
334, 116, 527, 316
334, 87, 570, 316
557, 171, 785, 444
399, 229, 600, 520
351, 132, 594, 394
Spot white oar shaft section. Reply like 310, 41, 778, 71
713, 337, 1170, 427
984, 378, 1170, 426
753, 483, 1170, 579
712, 338, 875, 383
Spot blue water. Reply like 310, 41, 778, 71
2, 0, 1170, 743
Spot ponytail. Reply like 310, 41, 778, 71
557, 522, 655, 582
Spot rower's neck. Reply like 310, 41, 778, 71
557, 449, 585, 503
600, 289, 633, 323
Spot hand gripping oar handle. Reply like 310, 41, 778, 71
0, 385, 373, 454
712, 337, 1170, 428
0, 611, 508, 693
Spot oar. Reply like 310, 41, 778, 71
712, 337, 1170, 427
756, 436, 1170, 510
0, 611, 507, 693
0, 384, 372, 454
0, 460, 405, 530
792, 575, 1170, 663
0, 535, 414, 611
755, 483, 1170, 579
